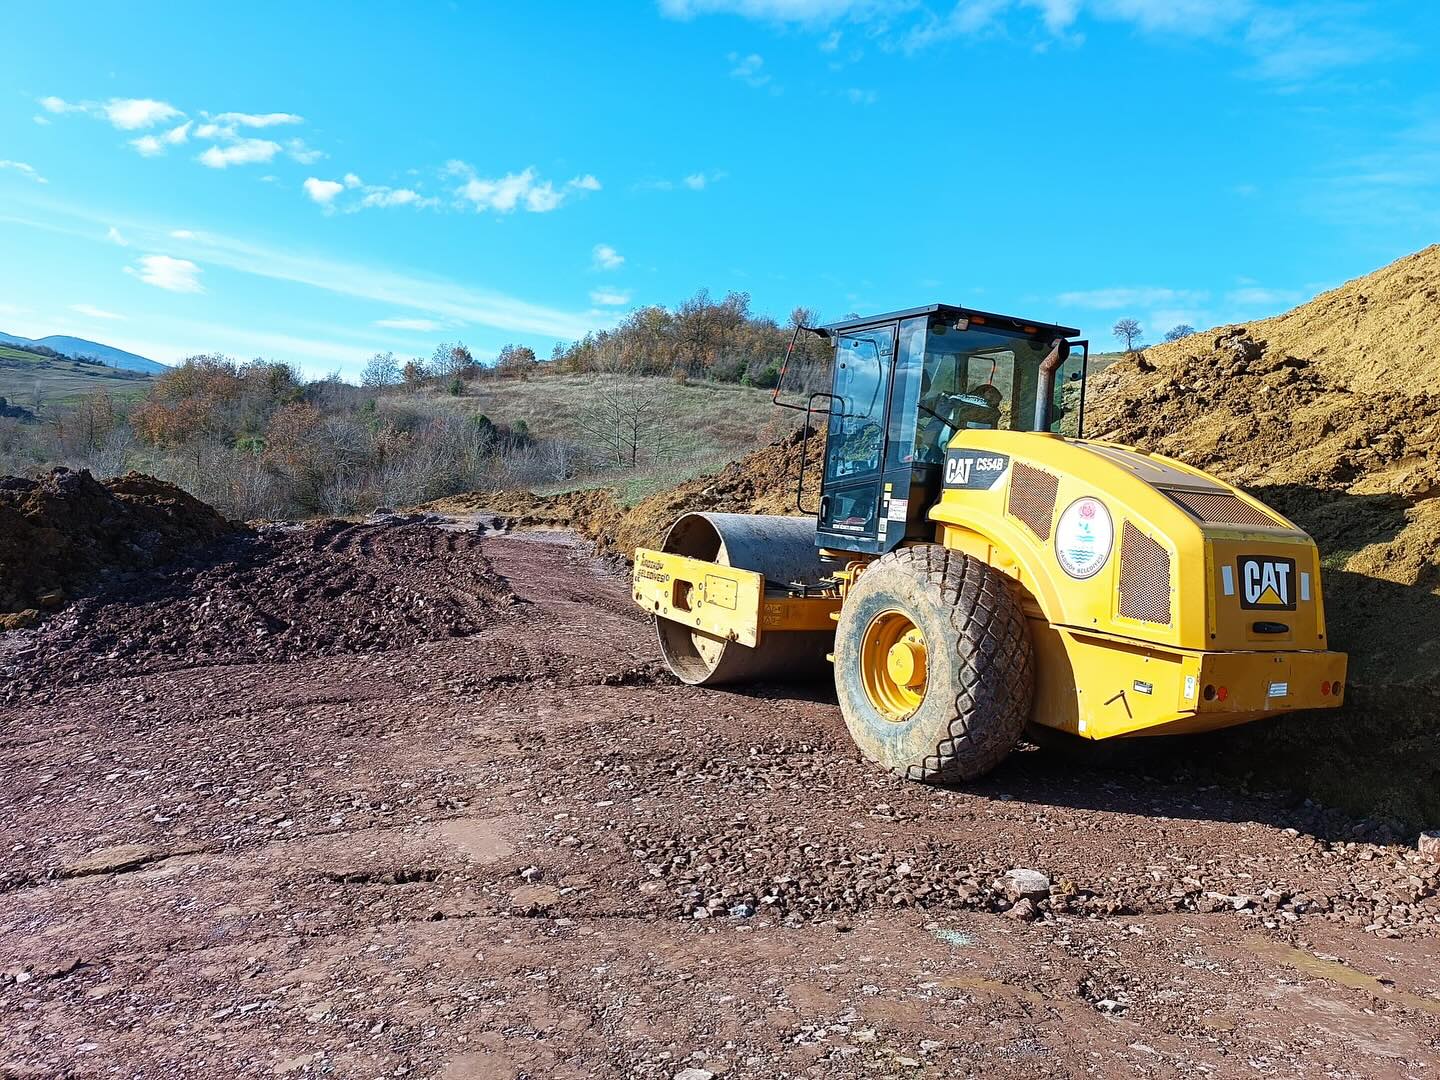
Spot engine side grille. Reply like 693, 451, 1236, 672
1007, 463, 1059, 542
1164, 489, 1279, 528
1118, 522, 1172, 625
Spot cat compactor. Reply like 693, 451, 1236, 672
632, 305, 1347, 781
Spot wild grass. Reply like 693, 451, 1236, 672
421, 373, 799, 448
0, 348, 153, 414
413, 372, 802, 502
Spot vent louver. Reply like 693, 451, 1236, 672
1006, 463, 1059, 542
1118, 522, 1172, 625
1164, 489, 1279, 528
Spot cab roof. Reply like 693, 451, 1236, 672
818, 304, 1080, 340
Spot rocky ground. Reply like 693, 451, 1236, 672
3, 519, 1440, 1078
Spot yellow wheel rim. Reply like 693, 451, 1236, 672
860, 610, 928, 722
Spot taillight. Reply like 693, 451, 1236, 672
1321, 680, 1332, 696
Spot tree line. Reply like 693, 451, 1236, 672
351, 290, 833, 396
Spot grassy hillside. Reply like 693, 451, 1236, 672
413, 372, 805, 503
0, 345, 154, 414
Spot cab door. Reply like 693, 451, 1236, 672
817, 322, 896, 553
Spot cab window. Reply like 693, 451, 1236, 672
826, 325, 895, 482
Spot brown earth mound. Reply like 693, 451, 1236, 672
1085, 245, 1440, 694
1084, 244, 1440, 822
0, 468, 236, 624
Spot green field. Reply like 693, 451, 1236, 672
0, 345, 154, 413
408, 372, 805, 503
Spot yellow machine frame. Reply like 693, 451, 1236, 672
634, 429, 1346, 741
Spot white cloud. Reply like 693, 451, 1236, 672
305, 173, 437, 211
845, 87, 877, 105
38, 96, 86, 115
193, 112, 304, 146
641, 170, 724, 192
446, 162, 601, 213
103, 98, 184, 130
1148, 309, 1206, 336
359, 186, 430, 208
590, 288, 632, 307
304, 177, 345, 205
665, 0, 1379, 86
375, 316, 444, 331
662, 0, 870, 20
169, 229, 196, 239
727, 51, 772, 88
1057, 286, 1208, 310
71, 303, 125, 321
198, 138, 282, 168
125, 254, 204, 293
0, 160, 47, 184
107, 226, 129, 246
286, 139, 324, 164
174, 228, 596, 338
11, 200, 602, 340
592, 243, 625, 270
44, 100, 323, 170
1227, 286, 1302, 308
208, 112, 304, 128
33, 115, 50, 126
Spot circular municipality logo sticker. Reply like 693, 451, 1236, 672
1055, 496, 1113, 579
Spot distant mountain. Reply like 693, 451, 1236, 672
0, 330, 166, 374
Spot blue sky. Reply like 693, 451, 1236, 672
1, 1, 1436, 376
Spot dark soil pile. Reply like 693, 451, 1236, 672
0, 469, 235, 624
3, 518, 516, 696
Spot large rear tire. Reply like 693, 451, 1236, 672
834, 545, 1033, 782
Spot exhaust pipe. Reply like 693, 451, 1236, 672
1033, 338, 1071, 433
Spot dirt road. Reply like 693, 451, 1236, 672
3, 521, 1439, 1078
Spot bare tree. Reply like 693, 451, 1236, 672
1112, 318, 1143, 353
578, 382, 675, 468
1163, 324, 1196, 342
432, 342, 476, 379
361, 351, 401, 386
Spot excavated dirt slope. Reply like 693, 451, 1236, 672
431, 426, 819, 557
1086, 245, 1440, 687
0, 468, 235, 625
1079, 245, 1440, 821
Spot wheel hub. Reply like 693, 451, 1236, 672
860, 611, 929, 721
885, 638, 927, 688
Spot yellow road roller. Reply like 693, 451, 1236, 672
633, 305, 1347, 782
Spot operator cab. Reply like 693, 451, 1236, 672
799, 305, 1084, 556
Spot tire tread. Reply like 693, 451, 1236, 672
879, 545, 1033, 783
